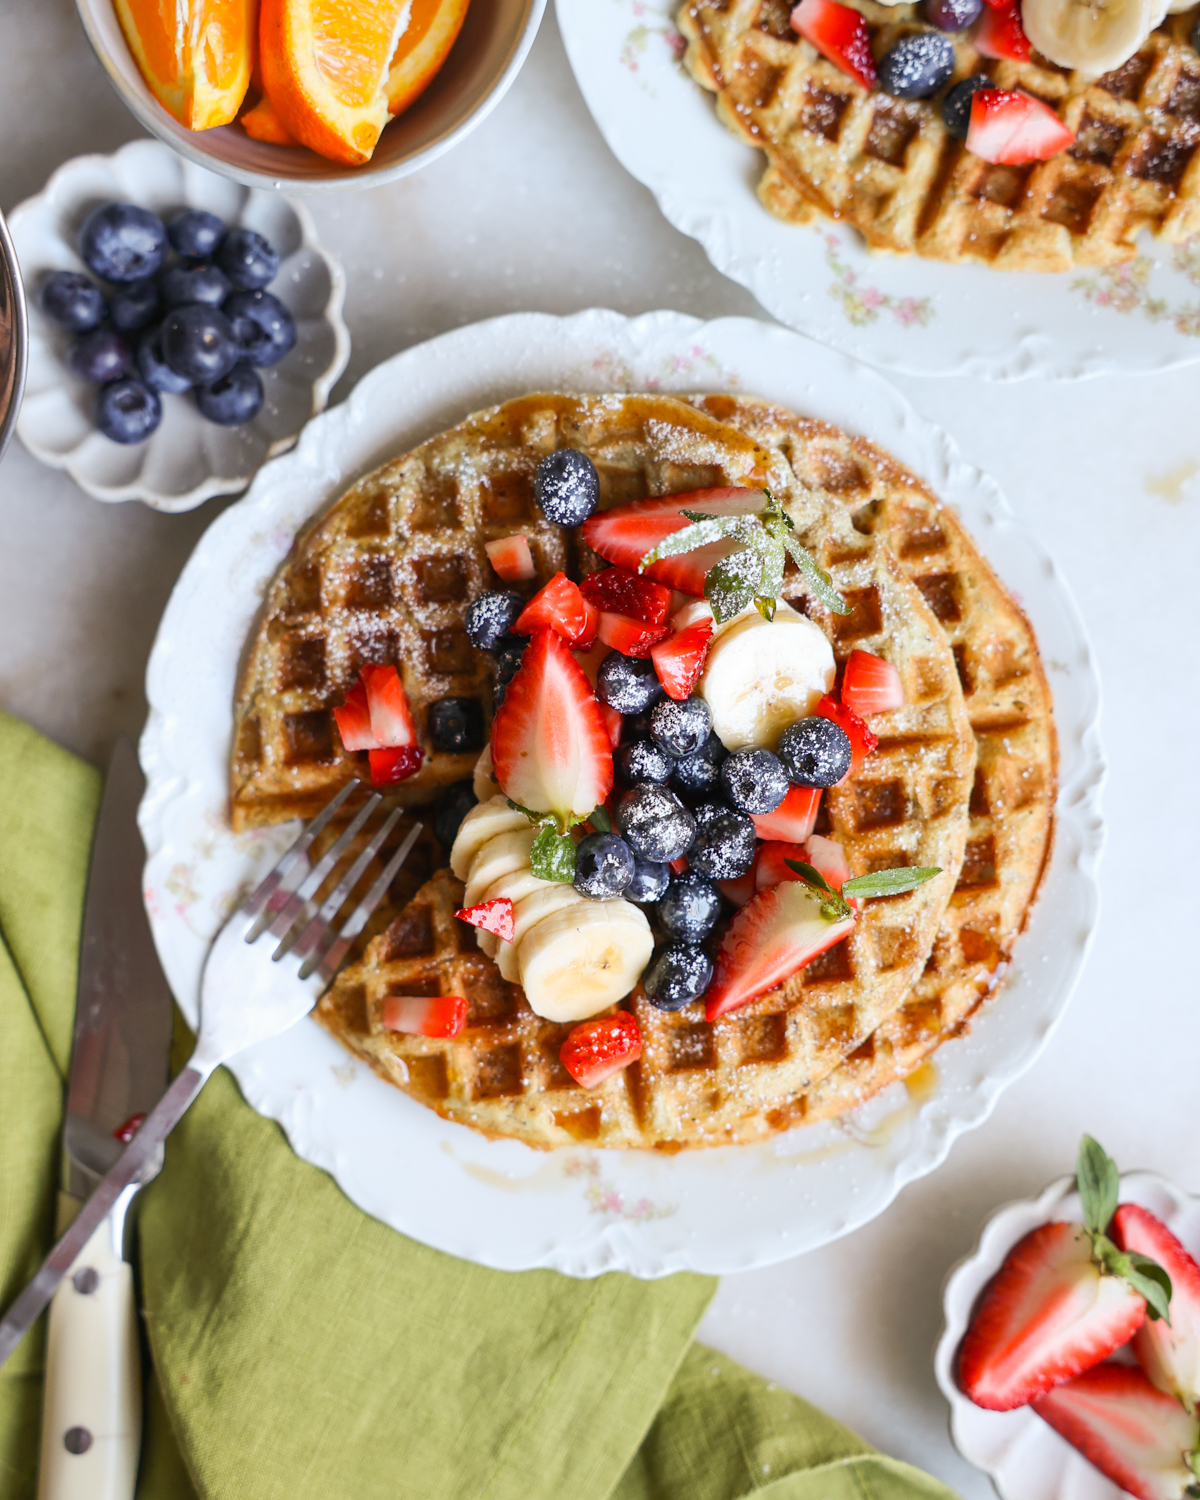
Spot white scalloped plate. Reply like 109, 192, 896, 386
139, 309, 1104, 1278
935, 1172, 1200, 1500
556, 0, 1200, 381
9, 139, 350, 511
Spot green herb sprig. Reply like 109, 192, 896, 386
507, 799, 613, 883
783, 859, 942, 922
1076, 1135, 1172, 1323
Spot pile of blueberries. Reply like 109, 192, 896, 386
38, 201, 297, 444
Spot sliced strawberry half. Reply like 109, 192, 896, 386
841, 649, 905, 716
790, 0, 877, 90
490, 626, 614, 829
381, 994, 468, 1038
958, 1221, 1149, 1411
750, 784, 821, 843
599, 704, 624, 750
361, 664, 417, 748
597, 612, 671, 659
968, 89, 1074, 164
815, 694, 877, 776
485, 534, 536, 583
705, 881, 856, 1021
368, 745, 423, 786
1114, 1205, 1200, 1410
514, 571, 598, 650
1033, 1363, 1200, 1500
333, 680, 375, 752
579, 565, 674, 625
455, 896, 515, 942
754, 841, 810, 892
561, 1012, 642, 1088
975, 2, 1031, 61
717, 862, 758, 908
805, 833, 852, 893
651, 617, 714, 700
581, 486, 765, 597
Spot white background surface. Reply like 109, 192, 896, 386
1, 5, 1198, 1496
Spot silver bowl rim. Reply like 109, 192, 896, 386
0, 207, 28, 466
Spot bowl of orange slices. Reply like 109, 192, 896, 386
74, 0, 546, 189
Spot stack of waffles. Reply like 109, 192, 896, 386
679, 0, 1200, 270
231, 392, 1055, 1150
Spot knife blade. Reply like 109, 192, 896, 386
36, 738, 174, 1500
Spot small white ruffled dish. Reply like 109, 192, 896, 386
8, 139, 350, 512
935, 1171, 1200, 1500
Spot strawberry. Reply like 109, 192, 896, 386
975, 3, 1032, 60
669, 855, 690, 875
1115, 1206, 1200, 1410
579, 566, 674, 625
750, 784, 821, 843
361, 664, 417, 747
380, 994, 468, 1038
333, 680, 375, 751
596, 612, 671, 659
455, 896, 515, 942
368, 745, 423, 786
485, 534, 536, 583
514, 571, 598, 650
490, 626, 614, 831
805, 833, 852, 894
560, 1012, 642, 1088
717, 863, 758, 907
581, 486, 766, 596
754, 841, 810, 891
841, 649, 905, 716
599, 704, 624, 750
815, 694, 877, 776
705, 880, 856, 1020
790, 0, 877, 90
968, 89, 1074, 165
651, 617, 714, 700
1033, 1364, 1200, 1500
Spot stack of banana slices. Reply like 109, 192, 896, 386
1021, 0, 1188, 75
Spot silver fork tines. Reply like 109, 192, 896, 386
286, 805, 405, 969
264, 792, 383, 954
310, 820, 424, 984
242, 780, 358, 938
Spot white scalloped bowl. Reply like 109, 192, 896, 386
935, 1171, 1200, 1500
8, 139, 350, 512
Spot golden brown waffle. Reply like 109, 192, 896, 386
679, 0, 1200, 270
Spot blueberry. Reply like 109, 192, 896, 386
878, 32, 955, 99
777, 716, 851, 788
39, 271, 105, 332
225, 289, 296, 368
925, 0, 981, 29
622, 708, 654, 742
216, 227, 280, 291
195, 363, 263, 426
626, 853, 670, 904
687, 802, 756, 880
95, 379, 161, 444
108, 276, 159, 332
618, 739, 674, 784
167, 208, 225, 260
670, 731, 727, 797
160, 261, 231, 310
427, 697, 485, 754
615, 783, 695, 864
943, 74, 992, 139
136, 324, 192, 394
720, 748, 788, 815
161, 304, 239, 384
573, 832, 636, 899
433, 780, 477, 849
650, 695, 712, 758
596, 653, 665, 715
658, 871, 722, 942
643, 942, 713, 1011
67, 327, 133, 384
79, 202, 167, 283
466, 591, 524, 652
492, 634, 529, 706
534, 449, 599, 527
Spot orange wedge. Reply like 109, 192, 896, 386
386, 0, 471, 117
241, 93, 298, 144
114, 0, 255, 130
259, 0, 411, 165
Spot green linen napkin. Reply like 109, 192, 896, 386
0, 710, 960, 1500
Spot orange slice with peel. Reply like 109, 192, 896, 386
240, 94, 298, 145
114, 0, 255, 130
386, 0, 471, 117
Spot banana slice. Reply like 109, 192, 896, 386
697, 601, 835, 753
498, 884, 582, 981
449, 795, 528, 880
518, 902, 653, 1022
1022, 0, 1156, 75
469, 869, 552, 959
472, 745, 501, 804
464, 827, 537, 908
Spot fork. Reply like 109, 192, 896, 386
0, 782, 421, 1368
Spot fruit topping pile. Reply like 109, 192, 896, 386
959, 1138, 1200, 1500
37, 202, 295, 444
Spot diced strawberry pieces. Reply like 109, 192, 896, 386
958, 1221, 1149, 1411
560, 1012, 642, 1088
579, 565, 674, 626
669, 855, 690, 875
361, 664, 417, 748
333, 681, 376, 751
754, 841, 810, 891
599, 704, 624, 750
968, 89, 1074, 166
841, 649, 905, 716
1114, 1205, 1200, 1409
514, 571, 598, 650
705, 881, 856, 1021
368, 744, 423, 786
790, 0, 877, 90
581, 487, 766, 597
815, 694, 877, 776
490, 627, 614, 828
597, 612, 672, 659
455, 896, 515, 942
485, 534, 536, 583
805, 833, 851, 894
651, 618, 714, 700
974, 3, 1031, 61
381, 994, 468, 1038
750, 784, 821, 843
717, 862, 758, 908
1032, 1363, 1200, 1500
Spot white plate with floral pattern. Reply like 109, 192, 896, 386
139, 308, 1103, 1277
556, 0, 1200, 381
935, 1170, 1200, 1500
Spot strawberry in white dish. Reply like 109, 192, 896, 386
1115, 1205, 1200, 1411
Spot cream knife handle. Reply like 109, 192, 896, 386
36, 1217, 140, 1500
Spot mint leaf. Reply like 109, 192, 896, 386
781, 532, 851, 616
705, 549, 759, 623
530, 825, 576, 883
782, 859, 851, 921
1124, 1252, 1173, 1323
842, 868, 942, 899
1077, 1135, 1120, 1238
640, 513, 744, 568
589, 804, 613, 834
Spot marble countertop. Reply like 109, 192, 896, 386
3, 5, 1198, 1495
